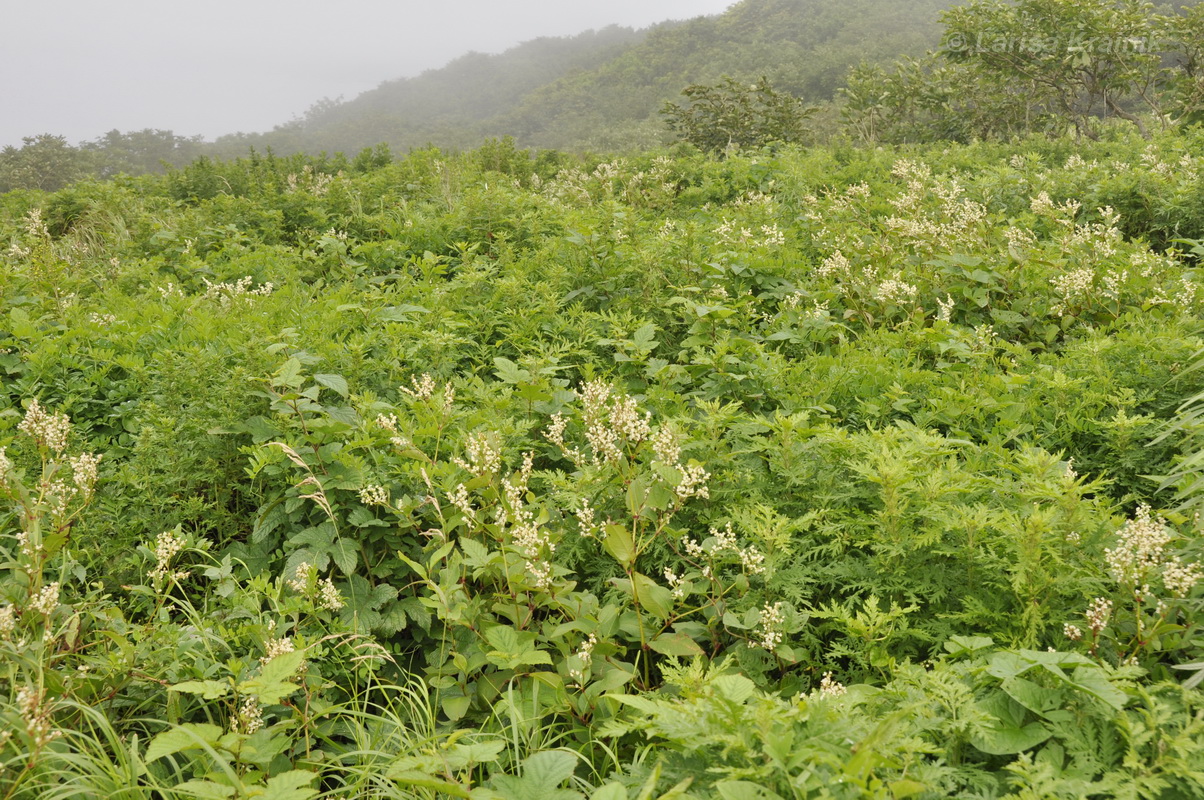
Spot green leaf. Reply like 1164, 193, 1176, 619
172, 781, 236, 799
715, 781, 782, 800
274, 358, 304, 389
590, 784, 627, 800
1067, 666, 1126, 711
460, 537, 494, 568
494, 357, 530, 384
889, 780, 929, 799
384, 772, 472, 798
649, 632, 705, 658
492, 750, 581, 800
170, 680, 231, 700
329, 537, 359, 576
145, 723, 224, 762
250, 770, 319, 800
712, 674, 756, 704
313, 373, 349, 398
602, 524, 635, 566
240, 650, 305, 705
445, 739, 506, 769
631, 572, 674, 621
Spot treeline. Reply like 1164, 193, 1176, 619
842, 0, 1204, 143
0, 131, 206, 194
6, 0, 1204, 193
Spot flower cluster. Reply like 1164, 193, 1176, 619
18, 399, 71, 454
148, 529, 189, 586
358, 484, 389, 507
755, 601, 785, 650
569, 633, 597, 684
453, 432, 502, 476
17, 686, 62, 749
698, 522, 766, 576
286, 562, 344, 611
28, 582, 60, 616
818, 671, 847, 698
0, 604, 15, 637
260, 635, 296, 665
235, 696, 264, 734
1104, 505, 1200, 599
674, 463, 711, 501
199, 276, 274, 306
1086, 597, 1112, 636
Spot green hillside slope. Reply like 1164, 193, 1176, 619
223, 0, 954, 155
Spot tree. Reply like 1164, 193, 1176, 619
0, 134, 92, 193
84, 129, 204, 179
940, 0, 1162, 140
661, 76, 815, 154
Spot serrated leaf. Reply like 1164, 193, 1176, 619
250, 770, 319, 800
170, 680, 231, 700
445, 739, 507, 769
241, 650, 305, 705
329, 537, 359, 575
494, 357, 530, 384
172, 780, 236, 799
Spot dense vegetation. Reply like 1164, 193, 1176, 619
4, 0, 1204, 796
3, 121, 1204, 796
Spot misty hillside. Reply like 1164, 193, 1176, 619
216, 0, 954, 156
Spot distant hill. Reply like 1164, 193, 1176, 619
212, 0, 955, 156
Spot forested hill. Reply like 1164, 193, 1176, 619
211, 0, 954, 156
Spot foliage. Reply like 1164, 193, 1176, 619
2, 129, 1204, 796
662, 77, 815, 154
843, 0, 1204, 144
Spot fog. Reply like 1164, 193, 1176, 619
1, 0, 735, 148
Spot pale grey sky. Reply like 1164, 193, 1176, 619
1, 0, 736, 148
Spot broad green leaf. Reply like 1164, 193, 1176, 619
602, 524, 635, 566
631, 572, 674, 621
590, 784, 627, 800
445, 739, 506, 769
999, 676, 1063, 719
172, 780, 236, 799
169, 680, 231, 700
649, 632, 704, 658
889, 780, 929, 798
240, 649, 305, 705
494, 357, 530, 384
485, 625, 521, 655
313, 373, 349, 398
712, 674, 756, 704
1067, 666, 1126, 711
144, 723, 224, 762
273, 358, 304, 389
442, 695, 472, 721
329, 537, 359, 576
250, 770, 319, 800
492, 749, 579, 800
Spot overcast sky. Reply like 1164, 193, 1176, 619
2, 0, 736, 148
